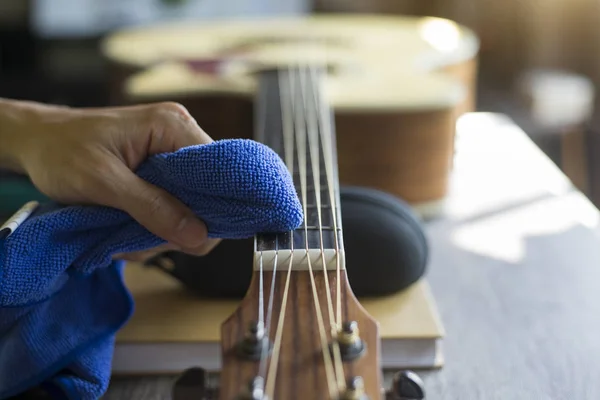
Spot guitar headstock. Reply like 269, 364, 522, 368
218, 267, 382, 400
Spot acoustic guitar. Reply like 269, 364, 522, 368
166, 63, 424, 400
101, 14, 480, 215
100, 15, 479, 398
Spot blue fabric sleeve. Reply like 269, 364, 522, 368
0, 259, 133, 399
0, 139, 303, 399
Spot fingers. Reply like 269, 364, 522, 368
113, 242, 180, 262
146, 102, 214, 155
94, 102, 217, 249
114, 238, 223, 263
108, 164, 209, 249
185, 238, 222, 256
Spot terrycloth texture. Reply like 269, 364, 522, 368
0, 139, 303, 399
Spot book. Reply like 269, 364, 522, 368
112, 262, 445, 374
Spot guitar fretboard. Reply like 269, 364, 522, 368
254, 67, 343, 254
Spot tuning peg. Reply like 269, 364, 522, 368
237, 321, 272, 360
238, 376, 266, 400
172, 367, 213, 400
387, 370, 425, 400
335, 320, 366, 361
341, 376, 369, 400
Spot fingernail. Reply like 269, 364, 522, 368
176, 217, 207, 248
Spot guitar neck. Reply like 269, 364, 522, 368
253, 66, 345, 271
219, 65, 383, 400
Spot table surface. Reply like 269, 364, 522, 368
106, 113, 600, 399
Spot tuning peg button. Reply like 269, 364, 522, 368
389, 370, 425, 400
172, 367, 211, 400
335, 321, 366, 361
237, 321, 272, 361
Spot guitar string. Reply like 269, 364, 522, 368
309, 64, 344, 338
258, 235, 278, 380
255, 73, 267, 368
262, 66, 340, 398
258, 254, 265, 340
253, 72, 281, 387
313, 63, 346, 391
256, 69, 282, 387
300, 63, 346, 392
292, 64, 338, 398
264, 69, 297, 399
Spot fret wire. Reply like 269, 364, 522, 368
255, 68, 341, 252
254, 68, 342, 251
256, 230, 337, 251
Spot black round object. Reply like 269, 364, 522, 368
340, 186, 428, 296
145, 186, 428, 298
146, 238, 254, 298
172, 367, 210, 400
391, 370, 426, 399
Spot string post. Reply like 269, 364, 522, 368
333, 320, 366, 361
247, 321, 265, 341
340, 376, 369, 400
236, 321, 272, 361
386, 371, 425, 400
238, 376, 268, 400
339, 321, 359, 345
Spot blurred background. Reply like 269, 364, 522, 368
2, 0, 600, 214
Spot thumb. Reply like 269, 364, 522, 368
145, 102, 214, 155
109, 165, 208, 250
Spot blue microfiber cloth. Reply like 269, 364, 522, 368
0, 139, 303, 399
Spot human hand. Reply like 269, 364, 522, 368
0, 99, 219, 259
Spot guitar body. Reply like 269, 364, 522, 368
102, 14, 480, 214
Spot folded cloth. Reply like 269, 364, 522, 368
0, 139, 303, 399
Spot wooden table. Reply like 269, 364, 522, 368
106, 113, 600, 399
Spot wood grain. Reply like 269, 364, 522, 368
218, 270, 382, 400
335, 109, 456, 204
